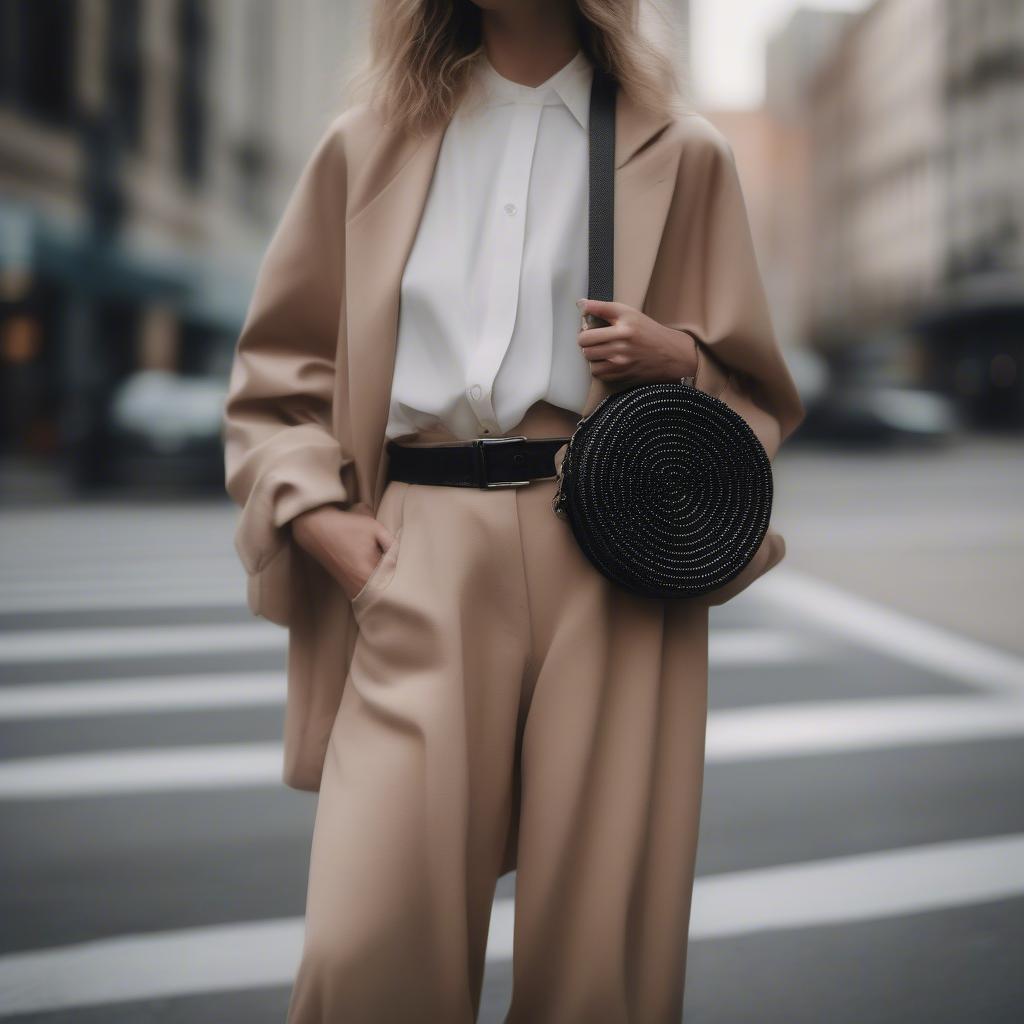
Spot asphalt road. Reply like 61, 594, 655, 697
1, 435, 1022, 1022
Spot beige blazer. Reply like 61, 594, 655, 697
222, 87, 806, 795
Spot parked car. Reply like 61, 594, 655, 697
107, 369, 228, 490
787, 343, 960, 447
800, 383, 960, 445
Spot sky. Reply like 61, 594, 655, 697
689, 0, 870, 108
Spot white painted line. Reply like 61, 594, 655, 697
0, 624, 807, 669
754, 568, 1024, 694
0, 622, 284, 664
0, 629, 809, 722
486, 898, 516, 962
709, 629, 821, 666
0, 674, 284, 720
0, 588, 244, 615
0, 562, 240, 585
1, 834, 1021, 1016
0, 744, 284, 799
4, 695, 1024, 799
0, 918, 305, 1016
706, 695, 1024, 761
0, 564, 240, 589
689, 833, 1024, 938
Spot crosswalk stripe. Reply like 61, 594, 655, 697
0, 649, 806, 718
0, 622, 284, 663
0, 562, 240, 585
0, 625, 815, 667
1, 833, 1021, 1017
0, 919, 304, 1016
0, 674, 284, 719
0, 587, 245, 615
708, 628, 821, 665
0, 744, 283, 798
755, 568, 1024, 693
707, 694, 1024, 760
689, 833, 1024, 938
3, 695, 1023, 798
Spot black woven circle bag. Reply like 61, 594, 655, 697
551, 67, 774, 601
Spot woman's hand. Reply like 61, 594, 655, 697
291, 504, 396, 602
575, 298, 698, 384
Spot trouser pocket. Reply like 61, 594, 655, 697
350, 481, 409, 617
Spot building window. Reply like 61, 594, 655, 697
1, 0, 76, 125
107, 0, 143, 150
178, 0, 208, 186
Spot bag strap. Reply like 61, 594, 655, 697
587, 67, 697, 389
588, 65, 617, 306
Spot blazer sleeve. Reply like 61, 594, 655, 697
660, 118, 806, 462
221, 120, 354, 584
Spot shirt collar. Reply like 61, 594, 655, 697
475, 48, 593, 130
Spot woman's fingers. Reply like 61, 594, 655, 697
591, 362, 633, 380
293, 505, 394, 599
577, 322, 624, 346
580, 342, 630, 364
577, 297, 626, 323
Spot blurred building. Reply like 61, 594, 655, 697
703, 9, 853, 352
710, 0, 1024, 429
766, 5, 855, 122
0, 0, 360, 483
944, 0, 1024, 281
807, 0, 1024, 426
808, 0, 947, 339
921, 0, 1024, 426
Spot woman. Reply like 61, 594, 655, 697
223, 1, 805, 1021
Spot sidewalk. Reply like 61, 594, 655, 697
0, 455, 73, 508
775, 433, 1024, 656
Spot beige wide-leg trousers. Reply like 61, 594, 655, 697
286, 400, 711, 1024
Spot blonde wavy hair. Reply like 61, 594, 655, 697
343, 0, 691, 137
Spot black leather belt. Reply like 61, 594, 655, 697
385, 435, 570, 489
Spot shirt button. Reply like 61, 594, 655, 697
469, 384, 482, 399
503, 202, 517, 216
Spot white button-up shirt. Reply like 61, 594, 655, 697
385, 47, 595, 440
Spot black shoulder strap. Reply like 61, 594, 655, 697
588, 65, 617, 305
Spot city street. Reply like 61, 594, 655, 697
1, 436, 1022, 1022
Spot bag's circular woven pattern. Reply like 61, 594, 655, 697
556, 382, 773, 599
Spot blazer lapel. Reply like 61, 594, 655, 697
346, 82, 677, 509
345, 127, 447, 509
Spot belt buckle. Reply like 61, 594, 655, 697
473, 435, 531, 488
